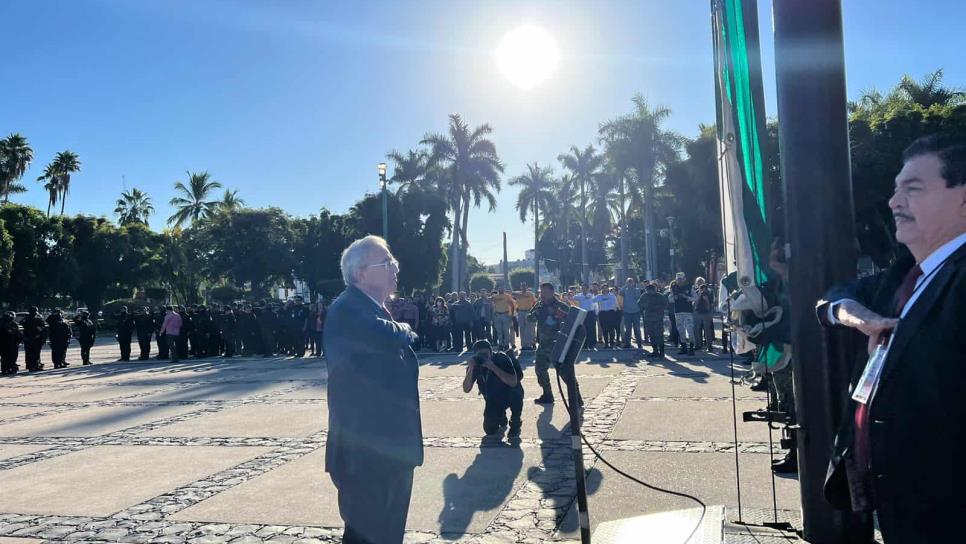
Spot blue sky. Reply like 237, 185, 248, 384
3, 0, 964, 264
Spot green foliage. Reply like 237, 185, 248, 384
509, 268, 535, 290
202, 208, 297, 291
469, 273, 495, 292
208, 284, 244, 304
144, 287, 169, 301
293, 209, 351, 300
0, 218, 13, 288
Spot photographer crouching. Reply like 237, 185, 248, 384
463, 339, 524, 438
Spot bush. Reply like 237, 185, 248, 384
315, 279, 346, 302
105, 285, 134, 301
509, 268, 535, 290
469, 273, 495, 292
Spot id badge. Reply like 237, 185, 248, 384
851, 341, 890, 405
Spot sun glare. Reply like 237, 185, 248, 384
494, 25, 560, 90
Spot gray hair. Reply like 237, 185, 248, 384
340, 235, 389, 286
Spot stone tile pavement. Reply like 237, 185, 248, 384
0, 339, 810, 543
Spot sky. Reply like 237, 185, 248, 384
3, 0, 965, 265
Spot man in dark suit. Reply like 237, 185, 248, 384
324, 235, 423, 544
817, 135, 966, 543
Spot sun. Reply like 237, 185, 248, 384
494, 25, 561, 90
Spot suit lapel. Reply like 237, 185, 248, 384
878, 244, 966, 391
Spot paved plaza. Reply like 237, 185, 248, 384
0, 339, 805, 543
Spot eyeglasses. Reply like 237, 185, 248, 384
367, 258, 400, 272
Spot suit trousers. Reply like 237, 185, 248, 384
334, 461, 414, 544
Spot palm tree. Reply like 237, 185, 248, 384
897, 69, 965, 109
114, 188, 155, 226
36, 164, 59, 217
550, 174, 581, 285
0, 133, 34, 204
558, 144, 604, 284
509, 163, 555, 285
386, 149, 430, 195
599, 95, 680, 280
49, 150, 81, 215
167, 171, 223, 228
422, 114, 503, 290
218, 189, 246, 213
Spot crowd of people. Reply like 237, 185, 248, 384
0, 298, 328, 374
386, 272, 724, 358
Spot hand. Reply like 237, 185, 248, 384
481, 359, 496, 372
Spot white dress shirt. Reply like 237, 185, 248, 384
595, 294, 618, 311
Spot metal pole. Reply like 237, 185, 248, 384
772, 1, 868, 541
503, 232, 510, 288
381, 184, 389, 241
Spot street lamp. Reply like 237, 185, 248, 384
666, 216, 677, 276
377, 162, 388, 240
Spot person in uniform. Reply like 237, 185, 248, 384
48, 311, 72, 369
134, 306, 154, 360
0, 311, 24, 375
22, 307, 48, 371
220, 305, 237, 358
154, 306, 169, 359
176, 306, 191, 360
514, 285, 538, 350
73, 310, 97, 365
290, 297, 309, 357
528, 283, 582, 405
114, 306, 134, 361
640, 283, 668, 358
257, 304, 276, 356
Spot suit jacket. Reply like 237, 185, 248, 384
817, 242, 966, 513
324, 285, 423, 479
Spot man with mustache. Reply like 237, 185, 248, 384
817, 135, 966, 543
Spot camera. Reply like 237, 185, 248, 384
473, 354, 487, 365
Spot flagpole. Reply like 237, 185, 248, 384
772, 1, 869, 541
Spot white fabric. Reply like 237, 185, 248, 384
594, 294, 618, 311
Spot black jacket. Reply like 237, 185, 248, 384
817, 242, 966, 517
324, 285, 423, 477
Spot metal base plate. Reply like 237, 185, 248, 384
592, 505, 725, 543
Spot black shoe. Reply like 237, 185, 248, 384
678, 346, 688, 355
83, 362, 92, 366
749, 380, 769, 392
534, 394, 554, 405
772, 452, 798, 474
688, 344, 695, 356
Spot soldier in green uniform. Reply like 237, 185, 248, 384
528, 283, 583, 406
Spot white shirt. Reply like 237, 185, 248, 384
573, 293, 597, 312
828, 231, 966, 323
595, 293, 618, 311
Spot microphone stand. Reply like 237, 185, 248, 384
557, 324, 590, 544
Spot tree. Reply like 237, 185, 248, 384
218, 189, 246, 213
469, 273, 495, 292
558, 144, 604, 284
422, 114, 504, 291
386, 149, 431, 195
167, 171, 223, 227
0, 133, 33, 204
202, 208, 297, 293
48, 150, 81, 215
36, 163, 59, 217
293, 209, 351, 301
599, 96, 681, 279
0, 205, 72, 306
509, 268, 535, 290
849, 70, 966, 265
0, 218, 13, 288
509, 163, 555, 286
114, 188, 154, 226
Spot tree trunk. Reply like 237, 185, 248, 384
449, 203, 461, 292
533, 200, 540, 287
581, 182, 589, 285
619, 175, 628, 284
460, 196, 471, 289
643, 184, 656, 280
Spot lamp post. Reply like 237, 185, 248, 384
666, 216, 677, 276
377, 162, 388, 240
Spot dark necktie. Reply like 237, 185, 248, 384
854, 263, 924, 470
